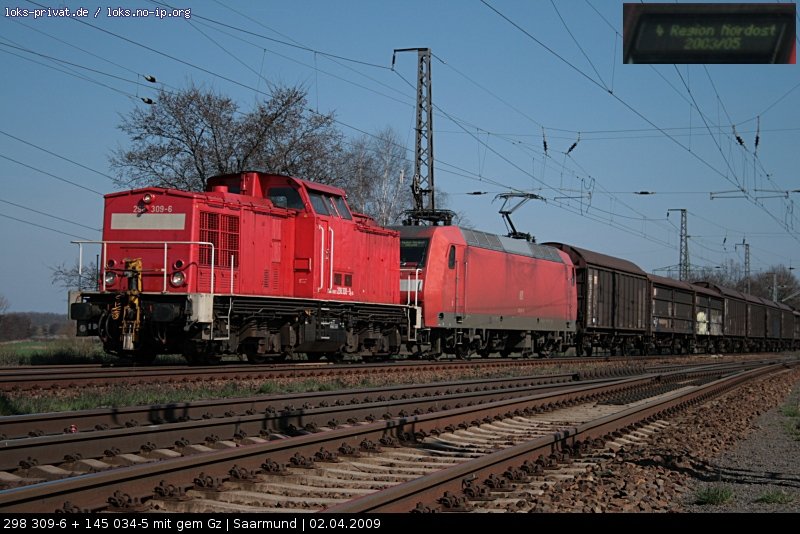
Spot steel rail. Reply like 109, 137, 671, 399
0, 361, 790, 512
0, 372, 601, 470
0, 374, 663, 512
324, 361, 797, 512
0, 358, 607, 392
0, 359, 762, 439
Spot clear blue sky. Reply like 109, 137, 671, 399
1, 0, 798, 313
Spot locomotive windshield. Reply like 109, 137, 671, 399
307, 191, 354, 220
400, 238, 430, 267
268, 187, 305, 210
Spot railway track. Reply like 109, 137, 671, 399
0, 353, 772, 392
0, 358, 587, 392
1, 359, 789, 513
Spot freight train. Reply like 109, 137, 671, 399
68, 171, 799, 364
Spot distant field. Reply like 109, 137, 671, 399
0, 338, 107, 365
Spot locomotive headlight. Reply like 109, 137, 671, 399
170, 271, 186, 287
142, 193, 154, 204
104, 271, 117, 286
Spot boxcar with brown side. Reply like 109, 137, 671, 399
745, 294, 767, 351
778, 301, 795, 350
648, 274, 695, 354
545, 243, 648, 356
794, 310, 800, 349
692, 282, 746, 352
693, 283, 724, 353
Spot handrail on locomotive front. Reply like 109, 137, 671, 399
72, 240, 216, 296
401, 268, 422, 307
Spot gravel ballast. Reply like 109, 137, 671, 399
526, 367, 800, 513
681, 371, 800, 512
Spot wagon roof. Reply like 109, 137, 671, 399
648, 274, 695, 290
757, 296, 780, 309
691, 283, 721, 297
694, 281, 747, 300
544, 243, 646, 276
743, 293, 763, 304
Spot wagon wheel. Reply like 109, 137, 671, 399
321, 352, 345, 364
247, 353, 289, 365
194, 353, 222, 365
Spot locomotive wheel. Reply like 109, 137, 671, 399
455, 345, 472, 360
183, 343, 223, 365
116, 351, 157, 365
133, 352, 158, 365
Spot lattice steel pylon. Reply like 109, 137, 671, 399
736, 240, 751, 293
395, 48, 454, 226
668, 209, 690, 280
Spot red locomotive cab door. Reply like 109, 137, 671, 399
447, 245, 467, 321
315, 219, 331, 297
307, 190, 352, 299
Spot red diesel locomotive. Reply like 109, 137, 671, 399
70, 172, 405, 363
69, 171, 576, 363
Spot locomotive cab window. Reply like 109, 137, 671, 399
448, 245, 456, 269
332, 195, 352, 220
400, 239, 429, 267
268, 187, 304, 210
308, 192, 353, 220
308, 192, 331, 215
326, 196, 341, 217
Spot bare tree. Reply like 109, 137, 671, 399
690, 259, 744, 287
0, 313, 32, 342
50, 261, 100, 291
749, 265, 800, 306
111, 83, 344, 190
253, 86, 346, 187
690, 261, 800, 306
0, 294, 9, 331
340, 128, 412, 225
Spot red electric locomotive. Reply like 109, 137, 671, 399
399, 226, 576, 358
69, 171, 409, 363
